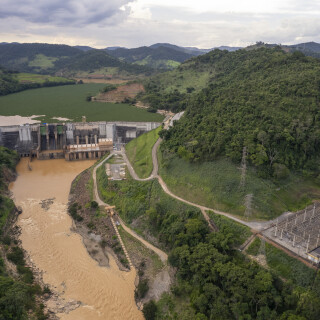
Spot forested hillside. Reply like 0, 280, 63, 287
97, 164, 320, 320
106, 45, 195, 70
55, 50, 152, 76
0, 43, 80, 73
0, 43, 152, 76
0, 147, 48, 319
289, 42, 320, 59
0, 66, 75, 96
0, 67, 20, 95
160, 48, 320, 178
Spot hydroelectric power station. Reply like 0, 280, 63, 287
0, 121, 160, 160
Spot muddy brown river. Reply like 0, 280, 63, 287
10, 158, 143, 320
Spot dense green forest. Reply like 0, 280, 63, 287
0, 147, 48, 319
54, 50, 152, 75
160, 48, 320, 179
96, 166, 320, 320
0, 67, 75, 96
0, 67, 20, 95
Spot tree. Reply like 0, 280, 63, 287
143, 300, 157, 320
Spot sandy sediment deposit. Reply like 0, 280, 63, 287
10, 158, 143, 320
0, 115, 44, 126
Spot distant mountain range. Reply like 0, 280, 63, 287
0, 41, 319, 76
0, 43, 152, 77
72, 42, 242, 70
104, 43, 242, 69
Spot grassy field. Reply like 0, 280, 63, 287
247, 237, 316, 287
75, 67, 120, 77
125, 126, 161, 178
158, 152, 320, 220
15, 73, 73, 84
28, 54, 58, 69
0, 84, 164, 123
134, 57, 180, 69
148, 60, 212, 94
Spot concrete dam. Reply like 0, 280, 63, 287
0, 121, 160, 160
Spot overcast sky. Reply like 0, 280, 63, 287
0, 0, 319, 48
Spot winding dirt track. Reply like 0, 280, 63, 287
92, 154, 168, 263
93, 130, 272, 265
122, 138, 269, 232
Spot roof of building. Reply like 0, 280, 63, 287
308, 246, 320, 257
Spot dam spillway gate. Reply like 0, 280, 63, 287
0, 121, 160, 161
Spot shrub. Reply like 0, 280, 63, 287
143, 300, 157, 320
90, 201, 98, 209
99, 239, 108, 248
135, 278, 149, 299
7, 247, 24, 265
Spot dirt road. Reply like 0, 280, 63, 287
121, 138, 269, 232
92, 154, 168, 263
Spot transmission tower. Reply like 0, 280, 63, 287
239, 146, 247, 189
244, 193, 253, 220
258, 238, 266, 257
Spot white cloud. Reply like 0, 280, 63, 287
0, 0, 134, 26
0, 0, 319, 48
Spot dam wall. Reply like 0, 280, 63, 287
0, 121, 160, 160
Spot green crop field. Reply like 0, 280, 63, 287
0, 84, 164, 123
158, 153, 320, 220
16, 73, 73, 84
126, 126, 161, 178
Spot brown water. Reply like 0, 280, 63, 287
10, 158, 143, 320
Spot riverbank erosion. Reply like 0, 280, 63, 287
10, 158, 143, 320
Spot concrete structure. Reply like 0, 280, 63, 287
169, 111, 185, 127
0, 121, 160, 161
307, 246, 320, 264
263, 202, 320, 261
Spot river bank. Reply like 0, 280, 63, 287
10, 158, 143, 320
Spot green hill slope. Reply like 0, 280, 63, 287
0, 67, 75, 96
106, 45, 195, 70
141, 49, 230, 112
54, 50, 152, 77
0, 43, 81, 73
156, 48, 320, 218
161, 48, 320, 171
0, 43, 152, 77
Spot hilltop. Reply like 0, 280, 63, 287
247, 41, 320, 59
